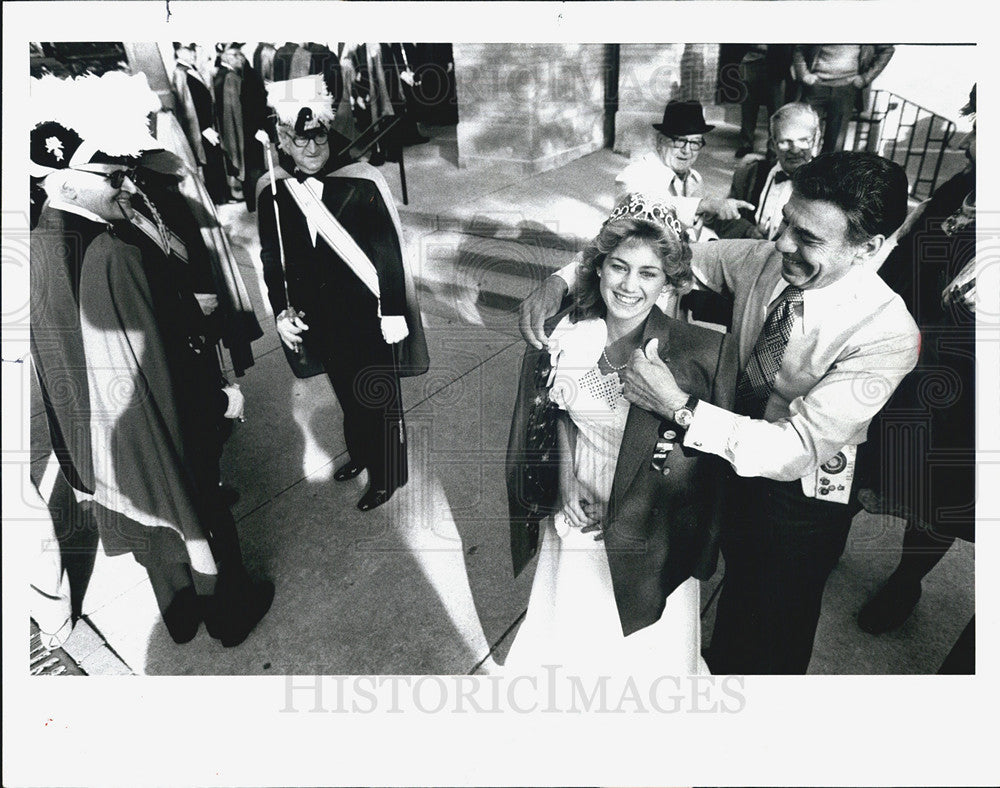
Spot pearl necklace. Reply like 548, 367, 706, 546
601, 347, 628, 372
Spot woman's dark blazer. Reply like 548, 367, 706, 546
507, 306, 738, 636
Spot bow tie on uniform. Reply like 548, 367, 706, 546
294, 170, 325, 185
773, 170, 792, 184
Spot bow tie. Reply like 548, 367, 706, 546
773, 170, 791, 184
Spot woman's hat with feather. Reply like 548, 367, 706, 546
30, 70, 162, 178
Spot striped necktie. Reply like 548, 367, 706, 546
735, 284, 804, 418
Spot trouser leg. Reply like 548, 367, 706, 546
938, 616, 974, 674
324, 330, 407, 491
202, 143, 231, 204
710, 478, 852, 674
141, 556, 203, 644
892, 521, 957, 584
820, 84, 857, 153
738, 61, 765, 148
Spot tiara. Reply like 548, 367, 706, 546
605, 193, 685, 239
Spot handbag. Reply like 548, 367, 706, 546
515, 349, 561, 515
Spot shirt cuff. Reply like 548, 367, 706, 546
682, 399, 740, 458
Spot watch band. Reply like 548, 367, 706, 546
673, 395, 700, 430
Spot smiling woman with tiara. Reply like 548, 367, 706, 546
505, 193, 738, 675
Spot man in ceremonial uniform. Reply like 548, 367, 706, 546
30, 74, 272, 647
255, 75, 428, 511
171, 42, 229, 204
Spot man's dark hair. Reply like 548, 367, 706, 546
961, 84, 976, 117
792, 151, 908, 243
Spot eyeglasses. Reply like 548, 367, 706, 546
775, 138, 815, 151
75, 168, 136, 188
291, 132, 329, 148
667, 137, 705, 151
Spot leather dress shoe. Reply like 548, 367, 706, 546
163, 586, 201, 644
357, 485, 396, 511
858, 575, 923, 634
203, 573, 275, 648
334, 460, 365, 482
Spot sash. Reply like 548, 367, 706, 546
282, 178, 381, 301
255, 162, 429, 374
131, 210, 189, 263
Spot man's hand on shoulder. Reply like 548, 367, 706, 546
519, 274, 568, 349
621, 339, 689, 420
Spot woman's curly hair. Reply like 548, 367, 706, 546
571, 216, 693, 322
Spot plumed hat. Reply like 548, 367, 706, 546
30, 71, 161, 177
265, 74, 336, 135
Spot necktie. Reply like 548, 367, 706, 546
735, 284, 804, 418
773, 169, 791, 184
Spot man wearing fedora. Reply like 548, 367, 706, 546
615, 99, 754, 329
616, 99, 754, 235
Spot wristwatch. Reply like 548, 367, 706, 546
673, 395, 700, 429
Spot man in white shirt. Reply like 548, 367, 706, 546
616, 100, 753, 240
617, 99, 711, 199
518, 151, 919, 673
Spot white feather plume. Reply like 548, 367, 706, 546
31, 71, 161, 157
30, 74, 79, 128
265, 75, 335, 127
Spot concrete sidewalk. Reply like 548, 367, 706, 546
35, 115, 972, 676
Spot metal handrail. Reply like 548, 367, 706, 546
850, 90, 958, 200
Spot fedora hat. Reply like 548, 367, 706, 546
652, 100, 715, 136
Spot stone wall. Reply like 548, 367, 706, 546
453, 43, 607, 174
613, 43, 720, 158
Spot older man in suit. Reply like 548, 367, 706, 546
30, 75, 273, 648
714, 103, 821, 241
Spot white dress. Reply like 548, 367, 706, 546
505, 317, 708, 676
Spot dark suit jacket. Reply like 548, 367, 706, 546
256, 162, 429, 376
507, 306, 739, 636
712, 153, 776, 240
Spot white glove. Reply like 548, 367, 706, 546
202, 127, 221, 146
194, 293, 219, 315
276, 308, 309, 351
380, 315, 409, 344
222, 383, 245, 420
